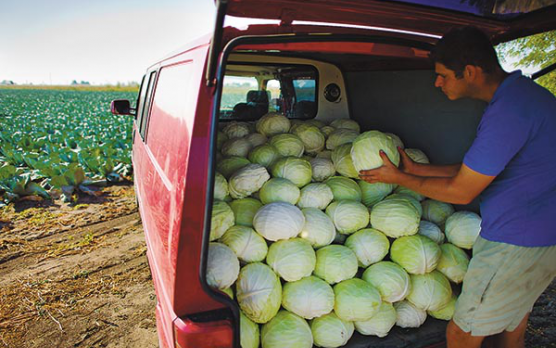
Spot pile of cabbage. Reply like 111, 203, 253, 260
208, 113, 482, 348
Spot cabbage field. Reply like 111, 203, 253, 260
0, 89, 136, 205
208, 114, 482, 348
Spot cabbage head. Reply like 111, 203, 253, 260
354, 302, 397, 338
213, 172, 229, 201
428, 294, 457, 321
282, 276, 334, 319
210, 201, 235, 241
362, 261, 411, 303
292, 124, 325, 154
320, 126, 336, 137
311, 312, 354, 348
217, 156, 251, 178
358, 180, 394, 207
248, 144, 280, 168
329, 119, 361, 132
394, 185, 425, 202
325, 176, 361, 202
310, 158, 336, 182
240, 312, 260, 348
261, 310, 313, 348
384, 193, 423, 217
223, 121, 251, 139
206, 243, 240, 290
229, 164, 270, 199
229, 198, 263, 227
404, 148, 429, 164
344, 228, 389, 267
221, 137, 253, 158
334, 278, 382, 321
217, 130, 229, 150
384, 132, 404, 149
271, 157, 312, 188
299, 208, 336, 248
331, 143, 360, 178
326, 128, 359, 150
297, 183, 334, 210
407, 271, 452, 311
351, 130, 400, 172
305, 119, 326, 128
315, 150, 333, 159
390, 235, 441, 275
370, 198, 420, 238
394, 301, 427, 328
237, 263, 282, 324
421, 199, 455, 228
245, 132, 268, 147
326, 200, 369, 235
269, 134, 305, 157
417, 220, 445, 244
436, 243, 470, 283
314, 245, 358, 284
253, 202, 305, 241
266, 238, 316, 282
220, 225, 268, 263
259, 178, 300, 205
445, 211, 482, 249
256, 112, 291, 136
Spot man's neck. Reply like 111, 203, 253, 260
475, 70, 509, 103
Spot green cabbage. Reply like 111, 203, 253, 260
428, 294, 457, 321
299, 208, 336, 248
329, 119, 360, 132
344, 228, 390, 267
240, 311, 260, 348
259, 178, 300, 205
223, 121, 251, 139
362, 261, 411, 303
370, 198, 420, 238
309, 158, 336, 182
311, 312, 354, 348
248, 144, 280, 168
261, 310, 313, 348
384, 132, 404, 149
331, 143, 360, 178
253, 202, 305, 241
229, 164, 270, 199
271, 157, 312, 188
210, 201, 235, 241
390, 235, 441, 274
325, 176, 361, 202
314, 245, 358, 284
245, 132, 268, 147
266, 238, 316, 282
228, 198, 263, 227
351, 130, 400, 172
292, 124, 325, 154
237, 263, 282, 324
417, 220, 445, 244
354, 302, 397, 338
394, 300, 427, 328
220, 225, 268, 263
406, 271, 452, 311
444, 211, 481, 249
404, 148, 429, 164
436, 243, 470, 283
217, 156, 251, 178
213, 172, 229, 201
358, 180, 394, 207
326, 200, 369, 235
282, 276, 335, 319
269, 133, 305, 157
221, 137, 253, 158
256, 112, 291, 136
206, 243, 240, 290
326, 129, 359, 150
334, 278, 382, 321
297, 183, 334, 210
421, 199, 455, 228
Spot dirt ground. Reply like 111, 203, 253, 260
0, 183, 554, 348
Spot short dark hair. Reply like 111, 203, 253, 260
430, 26, 502, 78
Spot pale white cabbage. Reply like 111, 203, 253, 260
334, 278, 382, 321
245, 132, 268, 147
311, 312, 354, 348
269, 133, 305, 157
214, 172, 229, 201
358, 180, 394, 207
210, 201, 235, 241
329, 119, 360, 133
354, 302, 397, 338
261, 310, 313, 348
282, 276, 335, 319
351, 130, 400, 172
326, 128, 359, 150
445, 211, 482, 249
310, 157, 336, 182
297, 183, 334, 210
207, 243, 240, 290
407, 271, 452, 312
266, 238, 316, 282
370, 198, 420, 238
217, 156, 251, 178
299, 208, 336, 248
223, 121, 251, 139
437, 243, 470, 283
221, 137, 253, 158
256, 112, 291, 136
331, 143, 360, 178
314, 245, 358, 285
362, 261, 411, 303
248, 144, 280, 168
325, 176, 361, 202
394, 301, 427, 328
237, 262, 282, 324
326, 200, 369, 235
229, 164, 270, 199
404, 148, 430, 164
384, 132, 404, 149
421, 199, 455, 228
240, 312, 260, 348
229, 198, 263, 227
271, 157, 312, 188
292, 124, 325, 154
428, 294, 457, 321
344, 228, 390, 267
253, 202, 305, 241
390, 235, 441, 275
259, 178, 300, 205
417, 220, 445, 244
220, 225, 268, 263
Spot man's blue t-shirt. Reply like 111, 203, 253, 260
463, 70, 556, 247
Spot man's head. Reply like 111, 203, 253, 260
430, 26, 504, 101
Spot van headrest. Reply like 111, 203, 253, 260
247, 90, 269, 104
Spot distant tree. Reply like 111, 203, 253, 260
71, 80, 79, 85
497, 30, 556, 95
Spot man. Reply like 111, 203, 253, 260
359, 26, 556, 348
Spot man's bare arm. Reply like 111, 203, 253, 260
398, 147, 461, 178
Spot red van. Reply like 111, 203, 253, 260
112, 1, 556, 347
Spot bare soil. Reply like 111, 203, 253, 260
0, 183, 554, 348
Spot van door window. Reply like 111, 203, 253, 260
139, 71, 158, 140
220, 76, 259, 120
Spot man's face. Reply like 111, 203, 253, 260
434, 63, 468, 100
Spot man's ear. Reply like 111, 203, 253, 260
464, 65, 479, 81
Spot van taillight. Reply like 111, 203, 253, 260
173, 317, 233, 348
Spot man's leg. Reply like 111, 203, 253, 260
491, 312, 529, 348
446, 320, 485, 348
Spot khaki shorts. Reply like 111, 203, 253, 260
453, 236, 556, 337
